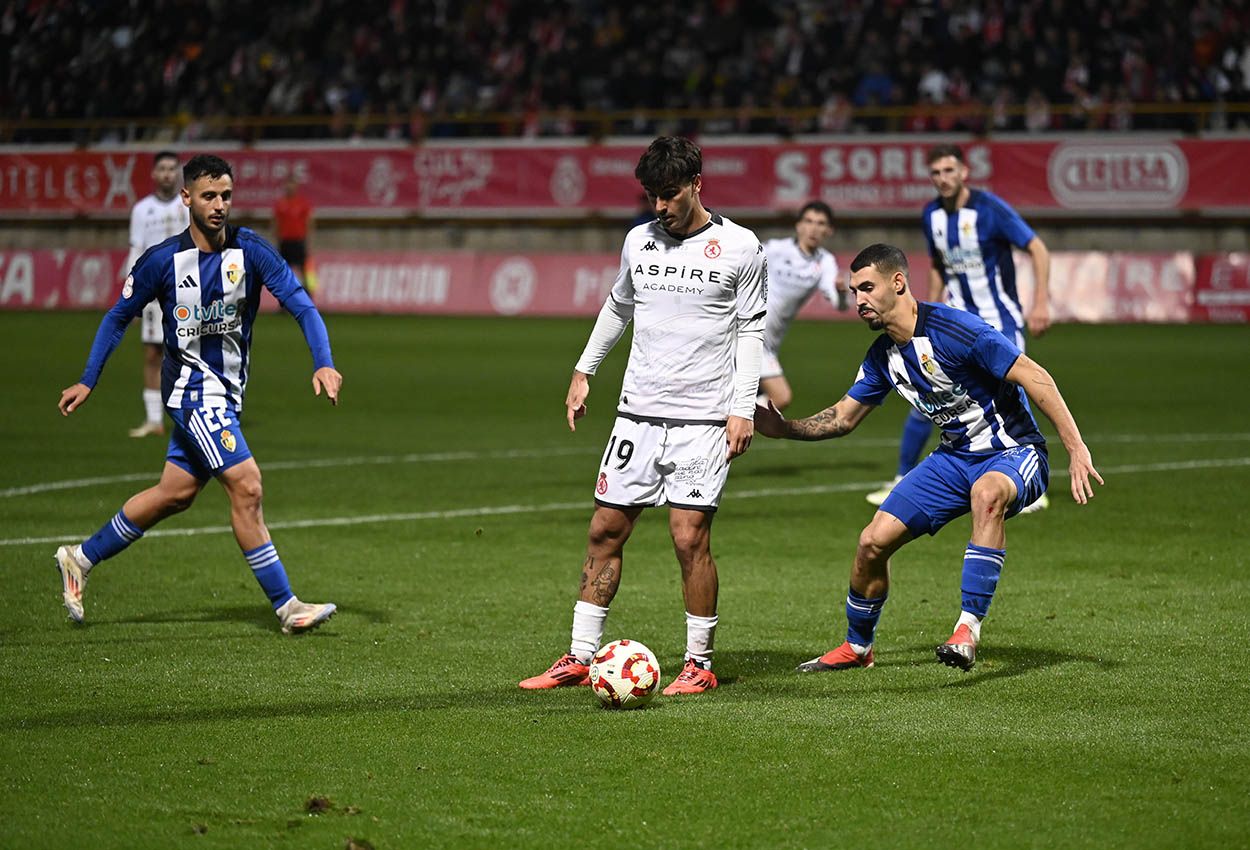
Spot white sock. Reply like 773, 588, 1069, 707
142, 389, 163, 424
684, 611, 719, 668
72, 544, 95, 574
569, 600, 609, 663
956, 610, 982, 642
848, 642, 871, 655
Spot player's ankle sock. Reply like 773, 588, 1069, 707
960, 543, 1006, 622
845, 586, 887, 650
142, 389, 163, 424
80, 510, 143, 566
684, 612, 718, 669
897, 411, 934, 476
244, 542, 294, 609
956, 609, 983, 643
570, 600, 609, 664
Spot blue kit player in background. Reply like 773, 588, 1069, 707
55, 154, 342, 635
867, 144, 1052, 512
755, 244, 1100, 671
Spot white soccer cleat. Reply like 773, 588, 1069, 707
866, 475, 903, 507
276, 597, 337, 635
128, 421, 166, 438
55, 545, 89, 623
1018, 492, 1050, 515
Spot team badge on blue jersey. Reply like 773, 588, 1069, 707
226, 263, 242, 284
220, 429, 236, 452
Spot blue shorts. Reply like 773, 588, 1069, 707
166, 406, 253, 480
880, 444, 1049, 537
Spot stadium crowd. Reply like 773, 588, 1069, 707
6, 0, 1250, 141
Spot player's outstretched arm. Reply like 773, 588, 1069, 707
1006, 354, 1103, 504
58, 383, 92, 416
312, 366, 342, 406
566, 371, 590, 431
754, 395, 874, 441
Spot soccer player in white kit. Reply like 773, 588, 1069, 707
759, 200, 838, 411
519, 137, 768, 696
127, 151, 189, 437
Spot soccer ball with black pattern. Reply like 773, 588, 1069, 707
589, 640, 660, 710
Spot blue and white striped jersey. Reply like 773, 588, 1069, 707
923, 189, 1035, 348
80, 225, 332, 412
848, 303, 1043, 455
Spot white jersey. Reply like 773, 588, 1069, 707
761, 237, 837, 353
578, 213, 768, 421
127, 194, 189, 274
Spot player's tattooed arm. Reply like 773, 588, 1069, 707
756, 394, 874, 441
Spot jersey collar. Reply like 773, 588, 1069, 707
659, 210, 720, 242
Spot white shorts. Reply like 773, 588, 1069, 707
140, 301, 162, 344
593, 415, 731, 512
760, 347, 783, 380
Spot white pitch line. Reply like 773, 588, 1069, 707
4, 431, 1250, 499
3, 456, 1247, 548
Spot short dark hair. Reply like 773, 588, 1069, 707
849, 243, 909, 279
926, 144, 965, 165
154, 150, 179, 166
183, 154, 233, 185
797, 200, 834, 227
635, 136, 702, 192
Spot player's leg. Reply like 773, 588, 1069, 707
797, 510, 912, 671
216, 457, 336, 634
55, 461, 205, 623
662, 507, 721, 694
938, 446, 1049, 670
130, 303, 165, 437
867, 409, 934, 506
521, 417, 660, 689
519, 504, 644, 689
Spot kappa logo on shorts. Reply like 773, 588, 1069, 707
687, 489, 703, 499
596, 472, 609, 495
220, 429, 236, 452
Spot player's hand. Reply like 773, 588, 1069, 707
753, 399, 787, 439
1068, 443, 1104, 505
58, 383, 92, 416
312, 366, 342, 406
726, 415, 753, 460
566, 371, 590, 431
1027, 304, 1052, 338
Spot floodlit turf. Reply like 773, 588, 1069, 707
1, 312, 1248, 849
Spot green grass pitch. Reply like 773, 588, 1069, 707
1, 312, 1248, 849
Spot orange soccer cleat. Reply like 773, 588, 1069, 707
935, 623, 977, 671
661, 659, 718, 695
796, 641, 875, 672
518, 653, 591, 689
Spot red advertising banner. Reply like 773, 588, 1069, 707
1191, 253, 1250, 322
3, 247, 1241, 324
2, 138, 1249, 217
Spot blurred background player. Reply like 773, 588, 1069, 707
273, 176, 315, 297
759, 200, 838, 411
55, 154, 341, 635
756, 243, 1100, 672
127, 151, 188, 438
867, 144, 1052, 510
519, 136, 767, 696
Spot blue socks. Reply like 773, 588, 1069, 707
897, 410, 934, 476
80, 510, 143, 565
961, 543, 1006, 618
244, 542, 295, 609
845, 586, 888, 648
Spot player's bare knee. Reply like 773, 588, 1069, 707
670, 527, 709, 564
970, 477, 1013, 518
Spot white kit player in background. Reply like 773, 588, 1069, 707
519, 136, 768, 696
127, 151, 189, 438
759, 200, 840, 411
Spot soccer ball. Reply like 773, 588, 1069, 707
589, 640, 660, 710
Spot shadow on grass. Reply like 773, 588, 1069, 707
931, 643, 1120, 688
